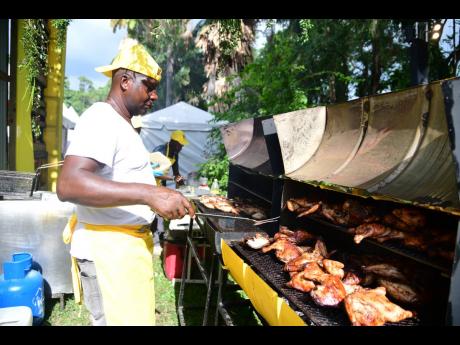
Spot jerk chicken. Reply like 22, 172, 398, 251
344, 287, 414, 326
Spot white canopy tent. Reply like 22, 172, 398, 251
140, 101, 222, 183
62, 104, 80, 156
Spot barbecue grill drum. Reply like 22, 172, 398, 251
274, 80, 460, 213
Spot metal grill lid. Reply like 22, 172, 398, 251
273, 78, 460, 214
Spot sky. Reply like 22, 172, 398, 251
65, 19, 127, 90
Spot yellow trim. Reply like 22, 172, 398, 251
44, 21, 66, 191
15, 20, 34, 172
83, 223, 151, 238
221, 240, 306, 326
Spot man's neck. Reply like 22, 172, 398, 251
106, 95, 133, 126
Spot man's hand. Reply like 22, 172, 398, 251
146, 185, 195, 220
174, 175, 185, 185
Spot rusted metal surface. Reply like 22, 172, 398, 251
220, 116, 273, 175
273, 79, 460, 213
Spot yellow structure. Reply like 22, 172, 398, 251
44, 21, 66, 191
15, 19, 34, 172
221, 240, 306, 326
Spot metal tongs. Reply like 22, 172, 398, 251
194, 212, 280, 227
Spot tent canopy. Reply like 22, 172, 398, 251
62, 104, 80, 129
141, 101, 217, 131
140, 102, 223, 183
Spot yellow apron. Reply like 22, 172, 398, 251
63, 215, 155, 326
155, 143, 176, 186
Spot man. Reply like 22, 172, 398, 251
57, 41, 195, 326
152, 130, 188, 187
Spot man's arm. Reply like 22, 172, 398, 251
57, 155, 194, 220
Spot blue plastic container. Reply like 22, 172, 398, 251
0, 252, 44, 325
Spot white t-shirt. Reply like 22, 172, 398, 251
65, 102, 156, 259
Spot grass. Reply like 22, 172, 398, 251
42, 250, 262, 326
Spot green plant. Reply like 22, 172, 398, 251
197, 155, 229, 192
20, 19, 71, 139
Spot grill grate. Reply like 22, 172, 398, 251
231, 241, 422, 326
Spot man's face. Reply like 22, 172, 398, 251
170, 140, 183, 153
123, 70, 159, 116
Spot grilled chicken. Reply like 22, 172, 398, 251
377, 278, 420, 305
321, 203, 349, 226
300, 262, 330, 284
274, 226, 316, 245
342, 199, 380, 226
392, 208, 426, 229
244, 233, 271, 250
361, 264, 407, 281
261, 238, 303, 263
383, 214, 418, 232
402, 233, 429, 251
344, 287, 413, 326
296, 203, 322, 218
321, 259, 345, 279
310, 275, 347, 307
349, 223, 404, 244
284, 250, 324, 272
286, 272, 316, 293
199, 195, 240, 214
342, 272, 362, 286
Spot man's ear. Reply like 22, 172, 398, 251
120, 74, 132, 91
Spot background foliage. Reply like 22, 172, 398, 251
66, 19, 459, 192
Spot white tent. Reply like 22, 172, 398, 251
62, 104, 80, 156
140, 102, 221, 182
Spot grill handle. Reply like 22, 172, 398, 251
30, 161, 64, 196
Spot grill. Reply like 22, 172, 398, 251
230, 241, 422, 326
200, 77, 460, 326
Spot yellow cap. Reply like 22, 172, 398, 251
95, 42, 162, 81
170, 130, 189, 146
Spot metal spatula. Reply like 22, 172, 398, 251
194, 212, 280, 226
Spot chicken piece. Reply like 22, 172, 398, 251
214, 202, 239, 215
296, 203, 322, 218
377, 278, 420, 305
251, 212, 266, 220
300, 262, 330, 284
288, 197, 315, 209
344, 287, 413, 326
342, 272, 361, 286
373, 229, 406, 243
321, 203, 349, 226
286, 200, 301, 212
342, 199, 380, 226
274, 227, 316, 245
402, 233, 429, 251
310, 275, 347, 307
361, 264, 407, 281
314, 238, 329, 258
349, 223, 398, 244
286, 272, 316, 293
427, 247, 455, 261
284, 250, 324, 272
383, 214, 417, 232
261, 238, 303, 263
321, 259, 345, 278
392, 208, 426, 229
244, 233, 270, 250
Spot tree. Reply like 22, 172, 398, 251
64, 76, 110, 114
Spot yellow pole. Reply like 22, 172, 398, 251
15, 19, 34, 172
44, 21, 66, 192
